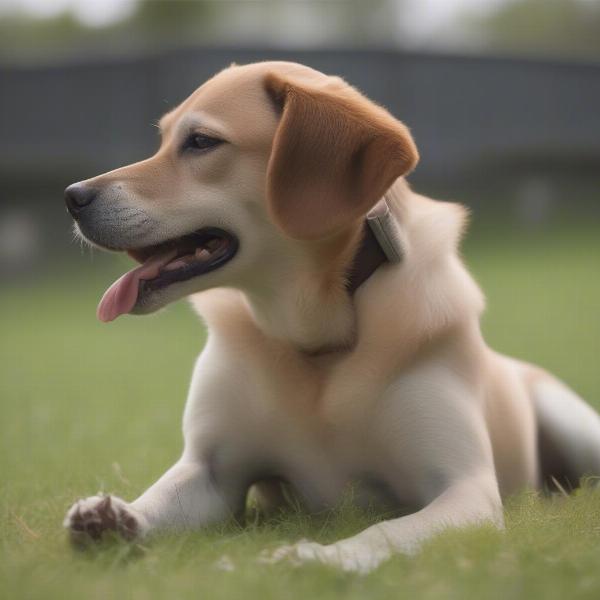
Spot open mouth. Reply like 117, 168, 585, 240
97, 227, 238, 322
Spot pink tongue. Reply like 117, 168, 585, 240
97, 250, 177, 323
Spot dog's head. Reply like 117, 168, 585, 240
65, 61, 418, 322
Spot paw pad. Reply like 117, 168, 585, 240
65, 495, 138, 544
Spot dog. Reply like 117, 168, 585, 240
63, 61, 600, 573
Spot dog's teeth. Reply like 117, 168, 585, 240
163, 259, 188, 271
205, 238, 222, 251
195, 248, 211, 261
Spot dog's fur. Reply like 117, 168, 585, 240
64, 61, 600, 573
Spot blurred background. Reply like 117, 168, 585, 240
0, 0, 598, 426
1, 4, 599, 595
1, 0, 599, 279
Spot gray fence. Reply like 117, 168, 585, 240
2, 47, 600, 182
0, 47, 599, 269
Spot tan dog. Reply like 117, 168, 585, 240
63, 61, 600, 573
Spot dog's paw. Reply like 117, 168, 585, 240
63, 495, 144, 545
259, 539, 387, 574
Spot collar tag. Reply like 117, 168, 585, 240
366, 198, 404, 263
346, 197, 404, 294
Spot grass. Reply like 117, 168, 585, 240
1, 218, 599, 599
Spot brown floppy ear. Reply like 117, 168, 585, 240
264, 72, 418, 240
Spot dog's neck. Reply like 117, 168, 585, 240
242, 199, 401, 355
242, 228, 361, 354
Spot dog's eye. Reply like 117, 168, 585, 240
183, 133, 223, 152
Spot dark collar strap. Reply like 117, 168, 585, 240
346, 221, 388, 295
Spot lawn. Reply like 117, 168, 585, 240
1, 218, 599, 599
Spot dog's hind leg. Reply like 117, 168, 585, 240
532, 371, 600, 490
248, 479, 292, 514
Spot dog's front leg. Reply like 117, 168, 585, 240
265, 370, 508, 574
64, 459, 244, 543
64, 341, 255, 544
266, 470, 503, 574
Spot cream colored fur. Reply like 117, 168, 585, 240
64, 61, 600, 573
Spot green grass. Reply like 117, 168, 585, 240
1, 220, 599, 599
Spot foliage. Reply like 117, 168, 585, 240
466, 0, 600, 59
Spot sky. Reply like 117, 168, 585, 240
0, 0, 138, 26
0, 0, 508, 30
400, 0, 506, 39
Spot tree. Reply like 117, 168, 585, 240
467, 0, 600, 59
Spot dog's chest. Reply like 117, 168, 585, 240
187, 344, 414, 508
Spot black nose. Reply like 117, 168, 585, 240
65, 183, 97, 216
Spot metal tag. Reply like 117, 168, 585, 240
366, 198, 404, 263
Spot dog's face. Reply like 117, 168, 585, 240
65, 61, 418, 321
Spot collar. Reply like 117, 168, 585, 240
346, 221, 388, 295
346, 198, 404, 295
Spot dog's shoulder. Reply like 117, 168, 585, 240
354, 186, 485, 364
